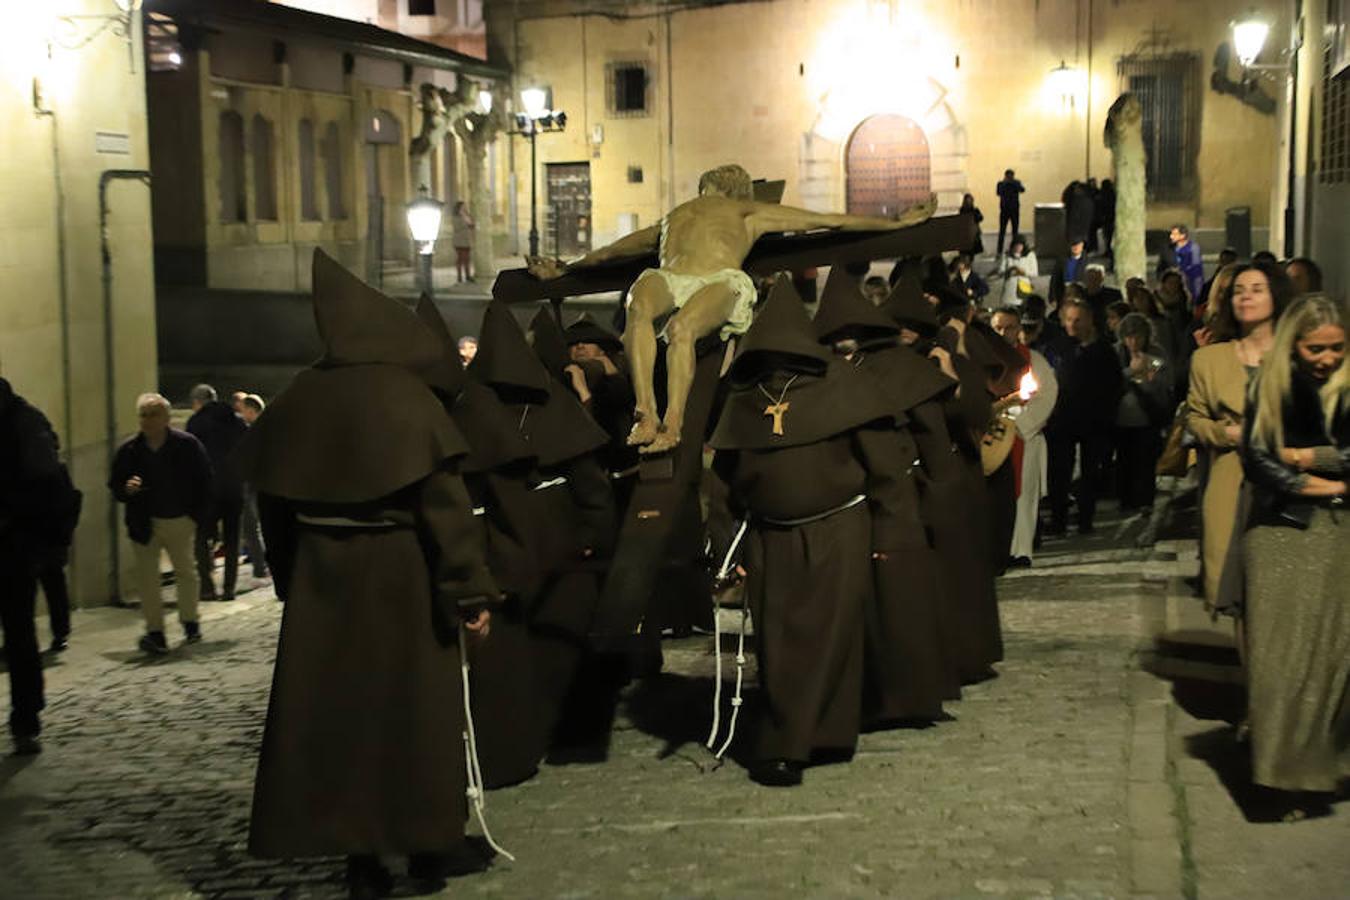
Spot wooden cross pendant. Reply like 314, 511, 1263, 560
763, 401, 790, 436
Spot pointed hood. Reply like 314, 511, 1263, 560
237, 253, 467, 503
414, 294, 534, 474
529, 306, 572, 377
468, 301, 606, 467
468, 301, 552, 404
726, 275, 831, 389
312, 250, 443, 374
967, 319, 1027, 396
565, 314, 624, 354
412, 294, 470, 398
881, 270, 939, 336
814, 266, 900, 345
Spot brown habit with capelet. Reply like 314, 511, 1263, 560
883, 278, 1003, 682
814, 269, 961, 718
471, 302, 614, 759
243, 252, 496, 857
710, 277, 897, 763
415, 296, 546, 788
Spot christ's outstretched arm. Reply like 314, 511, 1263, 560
747, 194, 937, 236
527, 224, 662, 279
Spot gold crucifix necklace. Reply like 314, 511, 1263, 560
757, 375, 798, 437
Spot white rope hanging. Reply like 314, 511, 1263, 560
458, 627, 516, 862
707, 520, 749, 754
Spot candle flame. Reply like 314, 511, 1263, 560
1018, 370, 1039, 402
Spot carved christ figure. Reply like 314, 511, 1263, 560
528, 164, 936, 454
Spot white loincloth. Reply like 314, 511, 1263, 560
630, 267, 757, 341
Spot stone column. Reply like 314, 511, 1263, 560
452, 84, 507, 283
1105, 94, 1147, 282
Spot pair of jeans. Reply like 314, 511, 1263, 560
240, 485, 267, 577
195, 495, 242, 598
0, 559, 44, 738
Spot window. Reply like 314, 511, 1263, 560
146, 12, 183, 72
298, 119, 319, 221
321, 122, 347, 219
408, 0, 435, 15
1320, 40, 1350, 184
1117, 54, 1199, 201
218, 111, 246, 223
607, 62, 649, 117
252, 114, 278, 220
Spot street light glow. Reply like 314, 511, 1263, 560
521, 87, 548, 119
406, 194, 444, 253
1232, 15, 1270, 68
478, 89, 493, 114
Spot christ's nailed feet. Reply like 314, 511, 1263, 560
627, 414, 661, 447
641, 428, 681, 455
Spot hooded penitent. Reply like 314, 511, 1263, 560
814, 266, 955, 418
414, 295, 534, 475
470, 302, 608, 467
813, 264, 961, 718
881, 269, 940, 338
565, 314, 625, 355
247, 250, 496, 860
238, 250, 467, 503
711, 276, 893, 451
529, 306, 573, 378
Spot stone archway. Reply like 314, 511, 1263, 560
845, 114, 931, 218
799, 75, 968, 216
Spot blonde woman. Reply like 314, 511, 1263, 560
1239, 294, 1349, 809
1184, 263, 1293, 611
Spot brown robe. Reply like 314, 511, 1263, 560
243, 254, 496, 857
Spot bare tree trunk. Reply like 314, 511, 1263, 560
460, 130, 497, 283
1105, 94, 1147, 282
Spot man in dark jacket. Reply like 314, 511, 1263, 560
187, 384, 249, 601
1044, 299, 1123, 535
995, 169, 1025, 256
110, 393, 212, 654
0, 379, 71, 754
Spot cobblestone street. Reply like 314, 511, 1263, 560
3, 509, 1348, 899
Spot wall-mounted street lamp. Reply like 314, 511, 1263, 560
509, 87, 567, 258
1047, 59, 1083, 108
52, 0, 144, 72
406, 190, 444, 299
1232, 13, 1271, 69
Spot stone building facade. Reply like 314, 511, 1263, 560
146, 0, 505, 293
2, 1, 159, 608
484, 0, 1293, 258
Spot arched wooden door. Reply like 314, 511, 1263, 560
846, 115, 931, 218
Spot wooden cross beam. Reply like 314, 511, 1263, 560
490, 212, 979, 302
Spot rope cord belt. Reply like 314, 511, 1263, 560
532, 476, 569, 492
294, 514, 400, 528
458, 628, 515, 862
756, 493, 867, 528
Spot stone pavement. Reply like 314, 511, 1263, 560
2, 503, 1347, 899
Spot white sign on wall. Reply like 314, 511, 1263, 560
95, 131, 132, 155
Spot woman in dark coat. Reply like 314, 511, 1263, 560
813, 268, 961, 721
1239, 295, 1349, 813
710, 276, 899, 787
241, 253, 497, 897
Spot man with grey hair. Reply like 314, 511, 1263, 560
1082, 263, 1123, 335
187, 383, 250, 600
110, 392, 212, 653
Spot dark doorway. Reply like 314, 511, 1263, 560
546, 162, 592, 258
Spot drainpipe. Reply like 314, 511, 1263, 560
100, 169, 152, 603
32, 71, 74, 468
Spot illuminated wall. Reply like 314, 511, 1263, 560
0, 1, 158, 607
497, 0, 1287, 253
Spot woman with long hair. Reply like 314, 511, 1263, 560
1239, 294, 1349, 813
1114, 313, 1171, 511
1185, 262, 1294, 611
